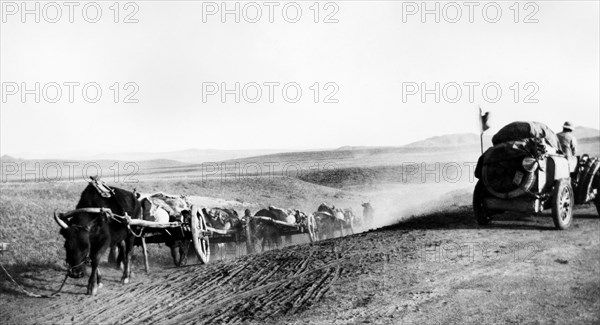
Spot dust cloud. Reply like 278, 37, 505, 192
358, 181, 474, 230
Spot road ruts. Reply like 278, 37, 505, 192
38, 239, 357, 324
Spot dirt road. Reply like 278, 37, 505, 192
1, 205, 599, 324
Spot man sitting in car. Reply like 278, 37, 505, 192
557, 121, 578, 169
557, 121, 578, 157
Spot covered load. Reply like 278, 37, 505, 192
268, 206, 297, 224
202, 207, 241, 230
138, 192, 191, 223
492, 121, 560, 149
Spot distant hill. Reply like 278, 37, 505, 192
403, 126, 598, 149
225, 126, 599, 172
0, 157, 188, 183
334, 134, 489, 152
4, 126, 597, 182
403, 133, 492, 148
0, 155, 21, 163
580, 136, 600, 144
335, 146, 373, 151
3, 148, 294, 165
65, 148, 292, 164
0, 156, 185, 168
573, 126, 600, 140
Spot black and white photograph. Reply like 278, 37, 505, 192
1, 1, 599, 324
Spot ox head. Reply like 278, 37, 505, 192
54, 210, 105, 278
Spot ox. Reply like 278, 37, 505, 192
251, 207, 310, 251
315, 203, 346, 240
75, 178, 142, 268
54, 208, 135, 295
361, 202, 374, 226
74, 179, 142, 271
252, 208, 282, 252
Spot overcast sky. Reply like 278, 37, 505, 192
1, 1, 598, 158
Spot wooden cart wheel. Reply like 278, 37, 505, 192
190, 205, 210, 264
307, 214, 316, 243
245, 217, 255, 254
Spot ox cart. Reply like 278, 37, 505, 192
130, 205, 211, 271
313, 203, 355, 240
134, 205, 258, 270
134, 205, 317, 271
313, 210, 354, 240
248, 212, 317, 253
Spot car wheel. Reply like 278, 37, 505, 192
551, 179, 574, 230
473, 180, 493, 225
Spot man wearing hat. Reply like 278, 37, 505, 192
557, 121, 578, 157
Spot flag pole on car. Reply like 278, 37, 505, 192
479, 106, 490, 154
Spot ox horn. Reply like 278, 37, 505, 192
54, 210, 69, 229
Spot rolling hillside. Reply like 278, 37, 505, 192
2, 127, 597, 183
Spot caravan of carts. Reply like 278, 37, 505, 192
52, 180, 371, 295
116, 191, 365, 270
133, 203, 361, 269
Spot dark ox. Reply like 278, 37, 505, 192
361, 202, 374, 225
54, 208, 134, 295
252, 208, 304, 251
252, 209, 282, 252
315, 203, 346, 240
76, 182, 142, 267
54, 182, 142, 295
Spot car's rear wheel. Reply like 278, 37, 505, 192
552, 179, 574, 230
473, 180, 493, 225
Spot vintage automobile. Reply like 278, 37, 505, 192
473, 121, 600, 230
